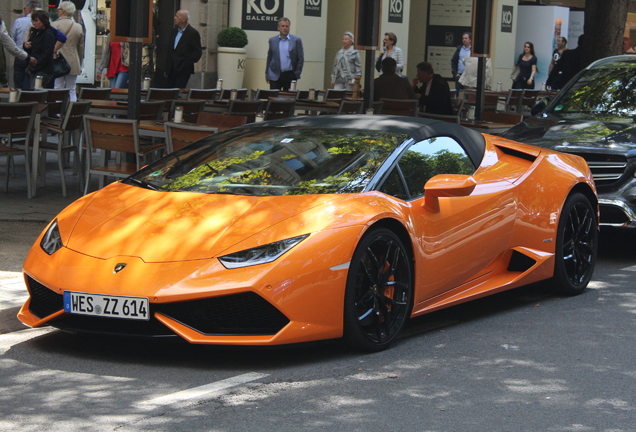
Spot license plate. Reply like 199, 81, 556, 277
63, 291, 149, 321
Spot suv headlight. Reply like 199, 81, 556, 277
219, 234, 309, 269
40, 219, 63, 255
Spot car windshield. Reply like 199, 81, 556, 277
127, 127, 409, 196
551, 61, 636, 117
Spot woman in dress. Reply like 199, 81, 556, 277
330, 31, 361, 91
24, 10, 57, 88
511, 41, 538, 89
52, 1, 84, 101
376, 32, 404, 75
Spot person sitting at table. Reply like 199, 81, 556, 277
412, 62, 454, 115
373, 57, 415, 101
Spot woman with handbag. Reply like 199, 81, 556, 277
24, 10, 57, 88
330, 32, 361, 91
511, 41, 538, 89
52, 1, 84, 101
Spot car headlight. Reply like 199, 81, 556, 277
219, 234, 309, 269
40, 219, 63, 255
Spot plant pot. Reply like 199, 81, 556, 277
217, 47, 247, 90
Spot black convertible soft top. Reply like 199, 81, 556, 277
243, 115, 486, 168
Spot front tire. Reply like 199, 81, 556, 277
343, 228, 413, 352
549, 192, 598, 295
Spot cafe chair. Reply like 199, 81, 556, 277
17, 90, 48, 103
83, 115, 155, 194
139, 100, 166, 121
379, 98, 419, 117
504, 89, 524, 112
228, 100, 262, 123
324, 89, 347, 101
146, 87, 181, 102
78, 87, 112, 100
371, 101, 383, 114
38, 101, 92, 197
254, 89, 280, 100
197, 112, 247, 131
164, 122, 219, 153
170, 99, 206, 123
519, 89, 540, 115
187, 88, 219, 100
295, 90, 310, 100
0, 102, 38, 198
219, 88, 248, 100
263, 99, 296, 120
44, 88, 71, 118
337, 99, 363, 114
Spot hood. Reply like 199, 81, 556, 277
502, 114, 636, 155
66, 182, 343, 262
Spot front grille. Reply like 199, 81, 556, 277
27, 276, 64, 319
156, 292, 290, 336
576, 154, 629, 186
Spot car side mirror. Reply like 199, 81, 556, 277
531, 97, 550, 116
422, 174, 477, 213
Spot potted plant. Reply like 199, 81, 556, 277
217, 27, 248, 89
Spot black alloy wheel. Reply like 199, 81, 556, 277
549, 192, 598, 295
343, 227, 413, 351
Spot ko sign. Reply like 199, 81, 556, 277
388, 0, 403, 23
501, 5, 513, 33
242, 0, 284, 31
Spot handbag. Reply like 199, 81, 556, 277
51, 52, 71, 79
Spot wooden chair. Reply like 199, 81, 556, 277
371, 101, 383, 114
505, 89, 524, 112
146, 87, 181, 102
324, 89, 347, 101
139, 100, 166, 121
83, 115, 144, 194
17, 90, 48, 103
164, 122, 219, 153
187, 88, 219, 100
263, 99, 296, 120
0, 102, 38, 198
38, 101, 92, 196
44, 88, 71, 118
519, 90, 540, 114
253, 89, 280, 100
379, 98, 419, 117
170, 99, 206, 123
295, 90, 309, 100
197, 112, 247, 131
219, 88, 248, 100
337, 99, 363, 114
78, 87, 112, 100
228, 100, 262, 123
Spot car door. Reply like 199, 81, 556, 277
380, 136, 518, 303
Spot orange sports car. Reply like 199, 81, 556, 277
18, 115, 598, 351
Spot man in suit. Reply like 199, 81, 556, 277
373, 57, 415, 101
265, 17, 304, 91
413, 62, 454, 115
164, 10, 202, 88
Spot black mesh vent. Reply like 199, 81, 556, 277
156, 292, 290, 336
507, 250, 537, 273
599, 203, 631, 225
27, 276, 64, 319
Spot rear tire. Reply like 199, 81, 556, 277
343, 228, 413, 352
548, 192, 598, 295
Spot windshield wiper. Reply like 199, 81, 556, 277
128, 178, 161, 191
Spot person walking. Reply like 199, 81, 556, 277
52, 1, 83, 101
451, 32, 471, 91
1, 15, 32, 78
164, 10, 201, 88
11, 1, 40, 89
265, 17, 304, 91
511, 41, 538, 89
330, 31, 361, 91
546, 36, 567, 90
24, 10, 57, 88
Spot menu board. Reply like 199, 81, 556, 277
429, 0, 473, 27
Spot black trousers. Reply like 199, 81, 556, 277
269, 70, 296, 92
